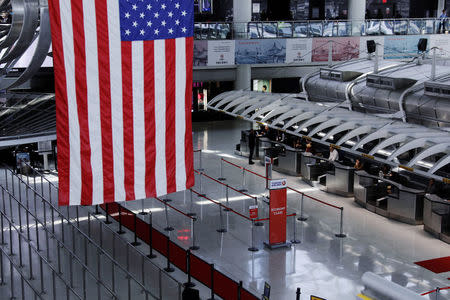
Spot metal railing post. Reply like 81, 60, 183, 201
335, 207, 346, 238
217, 199, 226, 233
254, 198, 263, 227
117, 205, 125, 234
187, 189, 197, 217
298, 194, 308, 221
208, 263, 215, 300
183, 250, 195, 288
224, 185, 230, 211
296, 287, 301, 300
248, 220, 258, 252
131, 213, 141, 246
239, 168, 248, 192
164, 201, 174, 232
104, 203, 111, 224
147, 212, 157, 259
291, 215, 301, 244
198, 172, 206, 196
164, 235, 174, 272
189, 218, 199, 250
139, 198, 148, 215
198, 150, 204, 171
218, 159, 226, 181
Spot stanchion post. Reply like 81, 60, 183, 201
187, 189, 197, 217
104, 203, 112, 224
223, 185, 230, 212
218, 159, 226, 181
239, 168, 248, 192
94, 204, 101, 215
207, 263, 215, 300
117, 205, 125, 234
237, 281, 243, 300
147, 212, 157, 259
164, 201, 174, 232
248, 220, 258, 252
217, 200, 227, 233
164, 235, 174, 272
198, 150, 204, 172
183, 250, 195, 288
435, 287, 440, 300
298, 194, 308, 221
335, 207, 346, 238
198, 172, 206, 197
189, 218, 199, 251
296, 288, 301, 300
291, 215, 301, 244
254, 197, 263, 227
131, 214, 141, 246
139, 198, 148, 215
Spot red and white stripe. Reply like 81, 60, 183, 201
49, 0, 194, 206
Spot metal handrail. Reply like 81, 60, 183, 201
2, 167, 153, 299
0, 245, 45, 300
0, 200, 84, 300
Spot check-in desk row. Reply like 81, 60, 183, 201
354, 171, 425, 225
258, 141, 303, 176
235, 130, 273, 160
423, 194, 450, 243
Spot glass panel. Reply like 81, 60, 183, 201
365, 20, 380, 35
337, 21, 351, 36
262, 22, 278, 38
207, 23, 218, 39
217, 23, 231, 39
277, 22, 292, 38
248, 22, 262, 39
393, 20, 408, 35
293, 22, 308, 37
408, 20, 424, 35
323, 21, 333, 37
380, 20, 394, 35
201, 23, 209, 39
309, 21, 323, 37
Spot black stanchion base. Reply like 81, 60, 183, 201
183, 282, 196, 288
216, 228, 227, 233
264, 241, 291, 250
248, 247, 259, 252
164, 226, 174, 232
189, 245, 200, 251
291, 239, 301, 244
131, 241, 141, 246
298, 216, 308, 221
187, 212, 197, 217
117, 230, 125, 235
163, 199, 173, 203
164, 266, 175, 273
147, 253, 157, 259
197, 168, 205, 172
196, 194, 206, 197
223, 208, 231, 212
104, 220, 112, 225
139, 211, 148, 215
218, 178, 226, 181
335, 233, 347, 238
239, 189, 248, 193
254, 222, 264, 227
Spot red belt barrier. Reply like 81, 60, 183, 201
100, 202, 260, 300
155, 197, 195, 219
421, 286, 450, 296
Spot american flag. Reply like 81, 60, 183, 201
49, 0, 195, 206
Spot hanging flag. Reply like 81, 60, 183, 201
49, 0, 195, 206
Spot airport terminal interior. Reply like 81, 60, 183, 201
1, 0, 450, 299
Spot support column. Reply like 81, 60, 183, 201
438, 0, 445, 17
235, 65, 251, 91
233, 0, 252, 38
348, 0, 366, 35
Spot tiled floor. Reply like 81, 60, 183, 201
130, 119, 449, 300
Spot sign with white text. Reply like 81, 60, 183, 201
269, 178, 287, 190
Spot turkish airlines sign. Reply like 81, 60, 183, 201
269, 179, 287, 190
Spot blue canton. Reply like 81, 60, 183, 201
119, 0, 194, 41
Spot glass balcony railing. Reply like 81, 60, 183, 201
193, 18, 446, 40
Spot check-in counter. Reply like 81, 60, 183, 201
423, 194, 450, 244
258, 137, 274, 165
273, 145, 302, 176
326, 162, 354, 197
300, 153, 328, 186
353, 171, 425, 225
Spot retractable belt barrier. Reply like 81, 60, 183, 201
221, 158, 347, 238
100, 202, 260, 300
421, 286, 450, 296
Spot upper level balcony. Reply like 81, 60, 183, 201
194, 18, 446, 40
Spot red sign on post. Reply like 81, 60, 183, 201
266, 179, 289, 248
249, 205, 258, 219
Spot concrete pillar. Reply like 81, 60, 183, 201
348, 0, 366, 35
438, 0, 445, 17
235, 65, 251, 91
233, 0, 252, 38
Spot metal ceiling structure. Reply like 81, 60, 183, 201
208, 90, 450, 182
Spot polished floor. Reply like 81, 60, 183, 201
1, 119, 449, 300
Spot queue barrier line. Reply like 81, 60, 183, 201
194, 169, 256, 201
421, 286, 450, 296
154, 197, 196, 220
255, 213, 296, 223
191, 188, 253, 221
101, 202, 260, 300
221, 158, 343, 210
